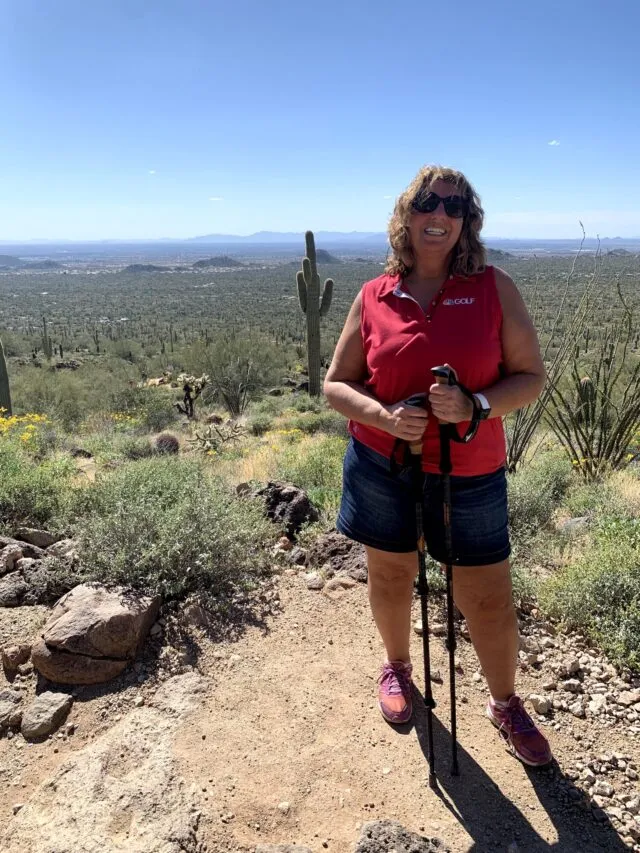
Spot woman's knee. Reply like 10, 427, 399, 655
366, 546, 417, 588
452, 561, 514, 622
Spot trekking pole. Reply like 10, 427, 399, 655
431, 366, 460, 777
404, 392, 437, 786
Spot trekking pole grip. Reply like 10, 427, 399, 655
431, 365, 456, 421
403, 392, 427, 456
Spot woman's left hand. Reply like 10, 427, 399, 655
428, 363, 475, 423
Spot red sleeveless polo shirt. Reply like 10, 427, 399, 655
348, 266, 507, 476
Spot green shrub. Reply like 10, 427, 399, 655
248, 413, 274, 436
507, 452, 572, 537
279, 435, 347, 517
0, 441, 75, 532
287, 395, 322, 414
121, 436, 155, 460
108, 386, 178, 432
65, 456, 275, 606
540, 515, 640, 669
249, 396, 287, 418
279, 409, 348, 436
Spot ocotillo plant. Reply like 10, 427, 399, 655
296, 231, 333, 396
0, 336, 11, 416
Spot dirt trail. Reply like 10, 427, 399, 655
1, 574, 636, 852
172, 576, 632, 852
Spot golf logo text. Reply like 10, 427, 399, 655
443, 297, 475, 306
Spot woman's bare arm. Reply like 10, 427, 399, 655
476, 267, 546, 418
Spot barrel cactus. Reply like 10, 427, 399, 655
576, 376, 596, 429
153, 432, 180, 455
0, 336, 11, 416
296, 231, 333, 397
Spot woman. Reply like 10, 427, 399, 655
323, 165, 551, 767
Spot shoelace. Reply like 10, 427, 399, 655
379, 663, 412, 696
503, 699, 535, 735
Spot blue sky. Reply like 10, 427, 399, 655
1, 0, 639, 240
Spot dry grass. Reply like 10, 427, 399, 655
607, 468, 640, 516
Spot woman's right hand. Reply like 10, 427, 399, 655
378, 401, 428, 441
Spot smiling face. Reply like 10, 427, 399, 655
408, 178, 465, 259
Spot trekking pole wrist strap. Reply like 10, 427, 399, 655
446, 382, 480, 444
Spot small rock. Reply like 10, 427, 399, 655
323, 576, 356, 592
277, 536, 293, 552
277, 801, 290, 814
20, 691, 73, 738
588, 695, 608, 715
563, 679, 583, 693
557, 516, 589, 536
530, 695, 551, 715
12, 803, 24, 815
0, 545, 23, 576
304, 572, 324, 591
626, 798, 639, 814
430, 623, 447, 637
581, 768, 596, 785
521, 635, 541, 653
1, 643, 32, 673
618, 690, 640, 707
569, 701, 585, 718
0, 688, 23, 729
593, 780, 614, 798
288, 547, 308, 566
15, 527, 59, 548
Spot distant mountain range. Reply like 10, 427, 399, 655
187, 231, 386, 244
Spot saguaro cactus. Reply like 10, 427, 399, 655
296, 230, 333, 397
576, 376, 596, 429
42, 317, 53, 360
0, 336, 11, 416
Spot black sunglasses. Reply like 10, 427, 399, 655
411, 191, 467, 219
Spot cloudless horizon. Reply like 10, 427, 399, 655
1, 0, 639, 241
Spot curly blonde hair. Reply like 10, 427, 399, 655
385, 165, 486, 278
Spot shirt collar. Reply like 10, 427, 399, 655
379, 273, 458, 300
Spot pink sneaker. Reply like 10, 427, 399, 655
377, 660, 413, 724
487, 694, 552, 766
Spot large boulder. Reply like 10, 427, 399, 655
31, 583, 161, 685
355, 821, 449, 853
307, 530, 368, 582
254, 481, 319, 536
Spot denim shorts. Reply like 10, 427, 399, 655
336, 437, 511, 566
